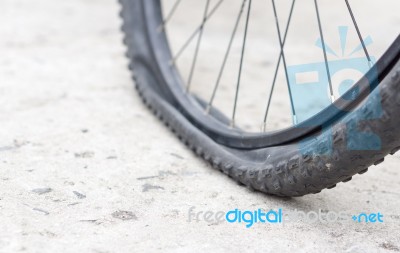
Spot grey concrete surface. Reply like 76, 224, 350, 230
0, 0, 399, 253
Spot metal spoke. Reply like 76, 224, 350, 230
206, 0, 248, 113
231, 0, 252, 128
158, 0, 182, 32
314, 0, 335, 103
159, 0, 379, 134
271, 0, 297, 125
344, 0, 372, 67
262, 0, 296, 130
186, 0, 210, 92
169, 0, 224, 65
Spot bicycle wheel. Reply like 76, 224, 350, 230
119, 0, 400, 196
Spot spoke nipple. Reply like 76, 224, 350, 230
331, 95, 335, 103
157, 25, 164, 33
261, 122, 267, 132
293, 115, 298, 125
229, 121, 235, 129
205, 105, 211, 115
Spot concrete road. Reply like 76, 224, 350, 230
0, 0, 399, 252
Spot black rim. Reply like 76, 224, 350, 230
142, 0, 400, 149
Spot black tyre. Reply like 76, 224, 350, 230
119, 0, 400, 196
